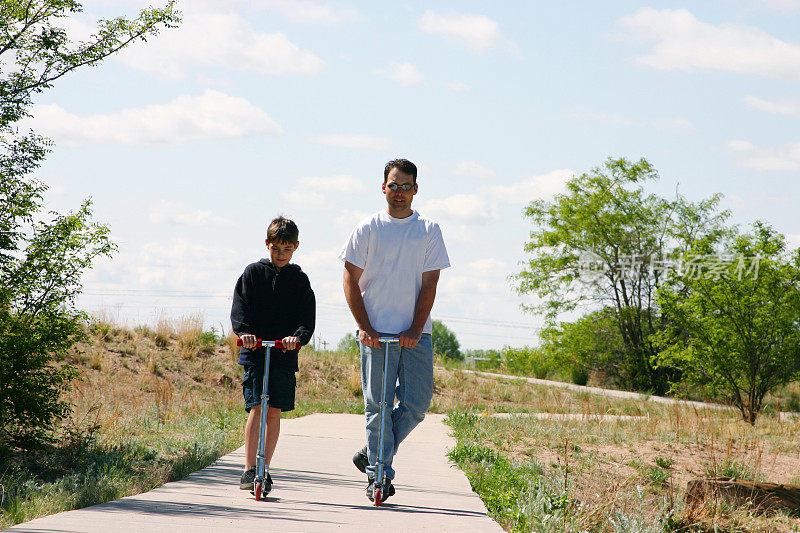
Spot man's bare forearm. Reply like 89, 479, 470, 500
409, 281, 437, 334
399, 270, 440, 347
343, 263, 380, 347
343, 276, 372, 333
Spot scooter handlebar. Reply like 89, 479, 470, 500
236, 338, 285, 349
378, 336, 400, 343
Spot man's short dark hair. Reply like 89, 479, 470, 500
384, 158, 418, 183
267, 216, 299, 244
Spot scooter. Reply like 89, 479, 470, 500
373, 336, 399, 507
236, 337, 284, 501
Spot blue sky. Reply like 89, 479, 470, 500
28, 0, 800, 349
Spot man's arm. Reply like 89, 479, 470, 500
399, 269, 440, 348
343, 261, 380, 348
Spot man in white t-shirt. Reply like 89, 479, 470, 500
338, 158, 450, 503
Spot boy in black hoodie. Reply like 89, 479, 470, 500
231, 216, 315, 495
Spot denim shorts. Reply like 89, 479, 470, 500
241, 363, 296, 412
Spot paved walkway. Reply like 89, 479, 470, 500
462, 369, 734, 411
5, 414, 503, 533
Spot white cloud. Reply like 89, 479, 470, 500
374, 61, 424, 86
135, 239, 240, 288
728, 139, 800, 171
453, 161, 496, 179
308, 134, 391, 150
728, 139, 755, 152
485, 169, 573, 204
117, 11, 325, 78
757, 0, 800, 11
445, 81, 470, 91
743, 95, 800, 116
418, 169, 573, 225
419, 194, 495, 225
335, 209, 371, 228
284, 190, 326, 206
263, 0, 360, 23
617, 8, 800, 82
655, 116, 696, 133
149, 200, 234, 227
419, 11, 503, 52
29, 90, 282, 146
298, 175, 367, 193
567, 110, 636, 126
282, 175, 367, 206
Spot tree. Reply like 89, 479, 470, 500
337, 332, 358, 355
656, 222, 800, 424
513, 158, 730, 394
539, 308, 627, 387
0, 1, 179, 448
432, 319, 462, 360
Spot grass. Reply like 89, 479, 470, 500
445, 407, 800, 531
4, 320, 800, 531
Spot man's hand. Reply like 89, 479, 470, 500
398, 328, 422, 348
358, 327, 381, 348
239, 334, 258, 349
281, 336, 300, 350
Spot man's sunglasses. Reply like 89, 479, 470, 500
386, 183, 414, 191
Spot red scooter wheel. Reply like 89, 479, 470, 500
254, 481, 262, 501
373, 487, 382, 507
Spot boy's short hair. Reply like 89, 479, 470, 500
267, 216, 299, 244
384, 158, 417, 183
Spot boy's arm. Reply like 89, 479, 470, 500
231, 271, 254, 339
343, 261, 380, 348
290, 276, 316, 348
399, 269, 440, 348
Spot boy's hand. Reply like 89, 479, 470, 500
281, 336, 300, 350
398, 328, 422, 348
239, 334, 258, 349
358, 328, 381, 348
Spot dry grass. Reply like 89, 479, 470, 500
176, 314, 203, 360
449, 390, 800, 531
225, 331, 240, 362
8, 317, 800, 531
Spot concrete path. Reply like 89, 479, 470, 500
5, 414, 503, 533
462, 369, 734, 411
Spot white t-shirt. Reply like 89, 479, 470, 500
338, 210, 450, 335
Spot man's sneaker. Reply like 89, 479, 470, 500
240, 467, 255, 490
366, 478, 395, 502
353, 445, 368, 473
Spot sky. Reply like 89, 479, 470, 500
24, 0, 800, 350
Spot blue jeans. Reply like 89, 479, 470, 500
360, 334, 433, 481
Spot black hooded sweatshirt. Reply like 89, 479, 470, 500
230, 259, 315, 371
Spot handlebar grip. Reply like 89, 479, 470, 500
236, 338, 287, 349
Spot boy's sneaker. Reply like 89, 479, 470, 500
352, 445, 368, 473
240, 467, 256, 490
366, 478, 395, 502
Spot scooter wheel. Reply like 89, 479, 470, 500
373, 487, 382, 507
254, 481, 262, 501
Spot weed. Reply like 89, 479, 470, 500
89, 348, 102, 370
154, 317, 173, 348
642, 465, 670, 486
654, 456, 675, 469
225, 331, 240, 362
146, 354, 157, 375
346, 366, 362, 397
704, 459, 757, 481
